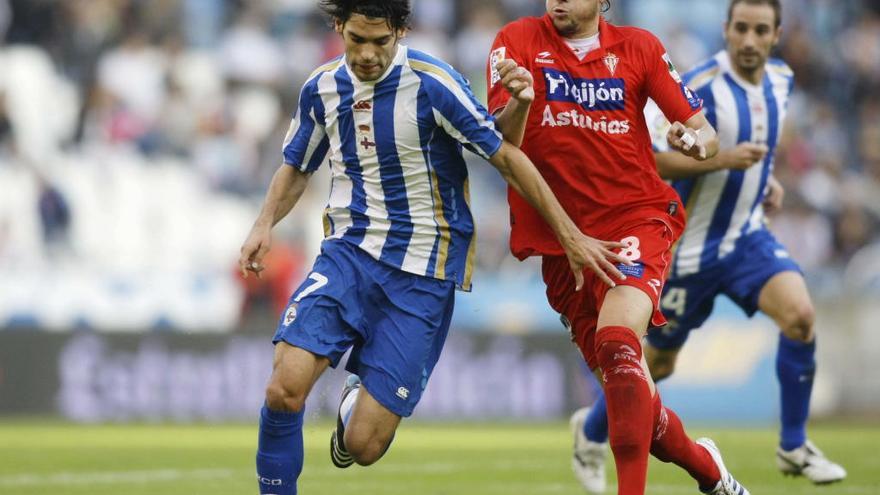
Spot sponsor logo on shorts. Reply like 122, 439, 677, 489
396, 387, 410, 400
617, 262, 645, 279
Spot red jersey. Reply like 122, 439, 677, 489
487, 16, 701, 259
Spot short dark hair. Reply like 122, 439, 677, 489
728, 0, 782, 28
319, 0, 411, 31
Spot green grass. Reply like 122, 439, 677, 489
1, 421, 878, 494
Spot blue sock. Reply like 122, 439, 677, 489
583, 392, 609, 443
776, 334, 816, 451
256, 405, 304, 495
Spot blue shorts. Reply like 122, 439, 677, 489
648, 229, 801, 350
273, 239, 456, 417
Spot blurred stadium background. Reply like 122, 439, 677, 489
0, 0, 879, 492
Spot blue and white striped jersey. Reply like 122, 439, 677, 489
282, 45, 503, 291
649, 50, 794, 277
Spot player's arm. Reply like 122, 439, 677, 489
488, 141, 632, 289
240, 78, 326, 278
763, 174, 784, 215
239, 165, 311, 278
492, 59, 534, 147
655, 140, 769, 179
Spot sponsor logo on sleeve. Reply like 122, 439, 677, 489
490, 47, 506, 85
662, 53, 683, 83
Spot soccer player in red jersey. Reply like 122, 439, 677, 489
487, 1, 749, 494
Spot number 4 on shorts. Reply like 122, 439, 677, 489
661, 287, 686, 317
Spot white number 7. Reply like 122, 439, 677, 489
294, 272, 329, 302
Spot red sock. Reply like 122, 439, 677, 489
650, 394, 720, 490
595, 326, 653, 495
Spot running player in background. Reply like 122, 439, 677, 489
487, 1, 749, 494
572, 0, 846, 491
239, 1, 628, 494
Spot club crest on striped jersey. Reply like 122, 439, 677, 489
604, 52, 620, 76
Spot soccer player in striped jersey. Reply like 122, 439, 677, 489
239, 1, 630, 494
574, 0, 846, 490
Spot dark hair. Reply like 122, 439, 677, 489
319, 0, 411, 31
728, 0, 782, 28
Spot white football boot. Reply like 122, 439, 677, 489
776, 440, 846, 484
697, 438, 750, 495
570, 407, 608, 494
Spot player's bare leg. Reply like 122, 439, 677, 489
258, 342, 331, 494
759, 272, 846, 484
340, 384, 401, 466
265, 343, 332, 413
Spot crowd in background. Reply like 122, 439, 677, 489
0, 0, 878, 330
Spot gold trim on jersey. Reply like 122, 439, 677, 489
322, 207, 333, 238
429, 167, 451, 280
409, 60, 457, 87
461, 177, 476, 291
307, 59, 343, 82
688, 66, 721, 91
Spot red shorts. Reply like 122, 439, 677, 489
541, 220, 676, 370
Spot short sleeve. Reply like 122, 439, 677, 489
644, 98, 672, 152
414, 59, 504, 160
642, 34, 704, 125
486, 27, 527, 116
282, 76, 330, 173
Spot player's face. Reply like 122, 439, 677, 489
337, 14, 405, 81
546, 0, 600, 38
724, 3, 781, 74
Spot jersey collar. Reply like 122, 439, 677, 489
541, 15, 631, 65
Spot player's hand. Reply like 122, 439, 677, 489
495, 59, 535, 104
667, 121, 708, 160
239, 223, 272, 279
763, 175, 785, 215
721, 142, 769, 171
562, 233, 634, 290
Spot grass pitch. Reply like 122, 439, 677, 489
1, 421, 878, 494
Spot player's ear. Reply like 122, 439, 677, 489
395, 27, 408, 40
772, 26, 783, 47
334, 19, 344, 35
